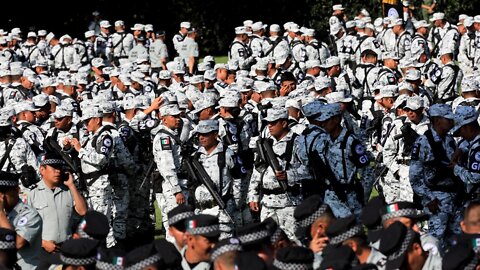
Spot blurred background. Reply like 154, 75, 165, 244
1, 0, 479, 56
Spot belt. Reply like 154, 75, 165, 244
84, 169, 108, 186
177, 173, 188, 179
397, 159, 410, 165
196, 200, 217, 210
262, 184, 300, 196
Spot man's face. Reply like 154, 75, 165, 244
54, 116, 72, 131
22, 78, 34, 89
462, 206, 480, 234
267, 119, 287, 137
406, 108, 422, 123
85, 117, 100, 132
382, 97, 395, 109
169, 226, 187, 249
384, 217, 420, 233
216, 69, 227, 81
434, 20, 442, 28
42, 86, 55, 95
309, 217, 332, 239
35, 106, 51, 121
385, 59, 398, 69
190, 235, 217, 261
204, 80, 214, 89
40, 164, 63, 185
19, 111, 36, 123
162, 114, 181, 130
327, 65, 341, 77
198, 108, 212, 121
319, 116, 339, 134
198, 132, 218, 149
0, 187, 19, 210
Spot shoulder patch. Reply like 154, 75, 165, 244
475, 152, 480, 162
468, 149, 480, 173
160, 137, 172, 150
17, 216, 28, 227
98, 135, 113, 154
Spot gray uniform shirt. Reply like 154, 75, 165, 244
27, 180, 75, 243
7, 201, 42, 270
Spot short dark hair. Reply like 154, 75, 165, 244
280, 72, 296, 83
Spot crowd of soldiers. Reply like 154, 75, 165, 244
0, 1, 479, 269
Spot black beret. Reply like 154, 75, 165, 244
262, 217, 287, 244
96, 247, 126, 270
125, 243, 161, 270
379, 221, 417, 270
234, 251, 267, 270
167, 204, 194, 226
185, 214, 220, 238
77, 210, 109, 240
442, 244, 478, 270
236, 222, 270, 247
273, 246, 314, 270
294, 194, 329, 237
360, 196, 385, 244
380, 201, 428, 222
0, 171, 20, 187
153, 239, 182, 268
60, 238, 99, 266
319, 245, 358, 270
0, 228, 16, 250
361, 196, 385, 228
210, 237, 242, 262
39, 152, 67, 167
326, 215, 364, 246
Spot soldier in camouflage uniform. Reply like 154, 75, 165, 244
248, 107, 308, 241
317, 103, 374, 218
193, 119, 246, 239
152, 104, 186, 243
409, 104, 461, 248
66, 105, 116, 247
99, 101, 137, 245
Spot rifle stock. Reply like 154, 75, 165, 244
188, 157, 234, 223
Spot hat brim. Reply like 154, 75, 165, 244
367, 228, 383, 244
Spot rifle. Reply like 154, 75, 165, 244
139, 159, 156, 189
187, 157, 235, 224
44, 137, 87, 190
257, 138, 294, 204
394, 123, 419, 156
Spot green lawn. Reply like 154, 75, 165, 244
154, 202, 164, 239
200, 56, 228, 64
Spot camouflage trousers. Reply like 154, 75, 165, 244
324, 189, 363, 218
423, 191, 462, 249
86, 175, 115, 247
156, 185, 189, 244
196, 199, 236, 240
382, 164, 414, 204
127, 169, 154, 237
260, 205, 297, 243
111, 174, 129, 240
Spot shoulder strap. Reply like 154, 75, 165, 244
0, 139, 14, 170
284, 133, 298, 168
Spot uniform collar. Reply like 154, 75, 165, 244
198, 141, 224, 156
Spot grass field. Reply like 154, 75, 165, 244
200, 56, 228, 64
